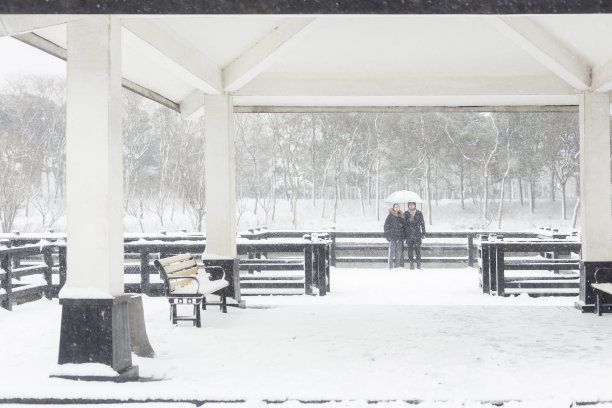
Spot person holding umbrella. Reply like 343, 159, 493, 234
384, 203, 406, 269
404, 201, 426, 269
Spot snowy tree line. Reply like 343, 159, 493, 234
235, 110, 580, 228
0, 76, 580, 232
0, 77, 207, 232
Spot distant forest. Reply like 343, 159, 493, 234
0, 76, 580, 232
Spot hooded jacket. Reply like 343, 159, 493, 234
384, 208, 406, 241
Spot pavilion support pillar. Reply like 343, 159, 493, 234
53, 16, 138, 381
204, 94, 237, 258
576, 92, 612, 312
202, 95, 242, 306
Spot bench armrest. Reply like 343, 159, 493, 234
594, 268, 612, 284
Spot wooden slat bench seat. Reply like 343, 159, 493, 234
154, 253, 229, 327
592, 268, 612, 316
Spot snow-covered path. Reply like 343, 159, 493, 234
1, 267, 611, 407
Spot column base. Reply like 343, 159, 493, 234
50, 364, 139, 382
56, 295, 138, 381
578, 261, 612, 311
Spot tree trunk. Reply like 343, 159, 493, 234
560, 181, 567, 220
550, 168, 556, 201
251, 160, 258, 215
529, 177, 536, 214
312, 113, 316, 207
333, 171, 340, 223
434, 162, 439, 206
482, 170, 489, 221
519, 178, 524, 206
425, 157, 433, 225
571, 197, 580, 229
460, 162, 465, 210
271, 171, 277, 222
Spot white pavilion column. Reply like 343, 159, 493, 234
204, 94, 237, 257
55, 16, 137, 381
65, 16, 124, 295
577, 92, 612, 310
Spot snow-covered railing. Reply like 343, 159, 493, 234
0, 240, 54, 310
477, 235, 581, 297
239, 228, 550, 268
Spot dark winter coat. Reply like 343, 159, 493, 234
404, 209, 426, 244
384, 208, 406, 241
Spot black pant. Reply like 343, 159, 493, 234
406, 240, 421, 262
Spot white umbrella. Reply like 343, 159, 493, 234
384, 190, 423, 204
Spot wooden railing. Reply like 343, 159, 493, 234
0, 227, 574, 309
239, 227, 553, 268
476, 235, 581, 296
0, 239, 54, 310
0, 233, 332, 309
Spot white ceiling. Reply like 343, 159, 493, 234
3, 14, 612, 113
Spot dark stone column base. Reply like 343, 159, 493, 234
576, 261, 612, 312
55, 295, 138, 381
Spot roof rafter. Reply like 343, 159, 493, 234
487, 16, 591, 91
122, 19, 223, 95
14, 32, 180, 112
222, 17, 316, 92
0, 15, 78, 37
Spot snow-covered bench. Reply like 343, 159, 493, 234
592, 268, 612, 316
154, 253, 229, 327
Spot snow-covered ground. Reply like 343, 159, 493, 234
1, 266, 611, 408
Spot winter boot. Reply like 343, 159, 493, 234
409, 261, 414, 270
417, 262, 421, 269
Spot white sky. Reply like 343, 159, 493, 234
0, 37, 65, 86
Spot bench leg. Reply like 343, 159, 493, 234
171, 304, 178, 324
221, 292, 227, 314
596, 294, 602, 316
202, 296, 206, 310
195, 304, 201, 328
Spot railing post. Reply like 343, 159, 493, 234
140, 249, 150, 295
467, 232, 474, 267
1, 249, 12, 311
10, 231, 20, 270
317, 242, 326, 296
43, 246, 54, 300
328, 226, 336, 267
303, 234, 313, 295
320, 234, 331, 292
58, 244, 67, 290
495, 235, 506, 296
478, 235, 490, 294
488, 234, 498, 294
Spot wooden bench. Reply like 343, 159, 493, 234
592, 268, 612, 316
154, 253, 229, 327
